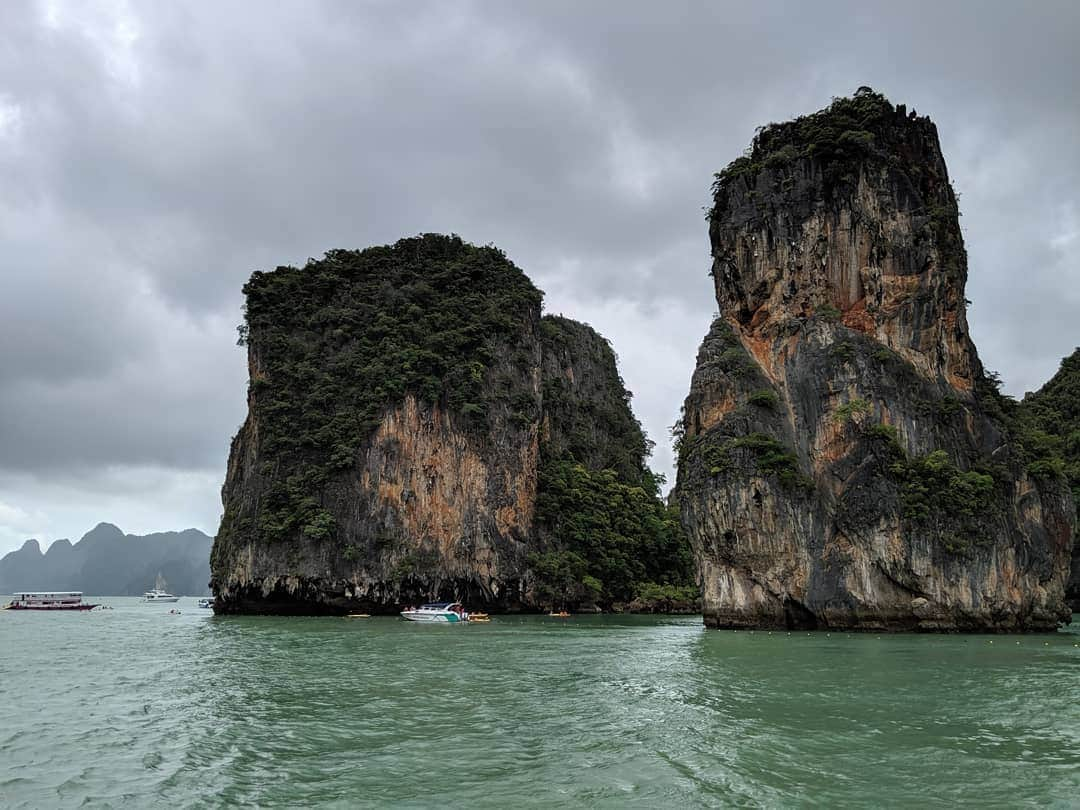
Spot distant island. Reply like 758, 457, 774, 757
0, 523, 213, 596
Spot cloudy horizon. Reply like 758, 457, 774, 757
1, 0, 1077, 555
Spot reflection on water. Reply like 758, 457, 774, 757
1, 600, 1078, 807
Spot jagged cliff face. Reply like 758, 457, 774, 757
539, 315, 649, 486
212, 235, 679, 614
216, 383, 541, 614
213, 235, 544, 613
675, 91, 1074, 631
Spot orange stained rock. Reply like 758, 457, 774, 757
841, 298, 875, 334
364, 396, 535, 555
948, 369, 974, 393
817, 417, 853, 469
742, 329, 778, 382
880, 274, 922, 311
695, 392, 737, 435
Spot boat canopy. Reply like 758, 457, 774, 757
419, 602, 460, 610
14, 592, 81, 598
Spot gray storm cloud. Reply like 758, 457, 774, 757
0, 0, 1077, 552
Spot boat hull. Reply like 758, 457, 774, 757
5, 603, 98, 611
400, 611, 465, 623
144, 597, 180, 603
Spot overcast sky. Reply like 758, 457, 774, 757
1, 0, 1077, 554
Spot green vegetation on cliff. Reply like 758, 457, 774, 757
1014, 351, 1080, 539
713, 87, 917, 197
532, 458, 692, 608
1019, 350, 1080, 491
710, 88, 965, 280
891, 449, 996, 554
679, 430, 811, 493
1018, 350, 1080, 604
977, 359, 1076, 487
534, 315, 695, 609
236, 233, 542, 543
539, 315, 651, 484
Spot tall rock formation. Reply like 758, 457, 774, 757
212, 234, 687, 614
674, 89, 1074, 631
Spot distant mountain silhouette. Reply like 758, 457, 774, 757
0, 523, 212, 596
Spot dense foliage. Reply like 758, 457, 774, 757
892, 450, 996, 554
533, 317, 695, 609
238, 233, 542, 543
1014, 350, 1080, 529
978, 357, 1077, 490
712, 87, 903, 194
532, 316, 696, 609
532, 457, 693, 609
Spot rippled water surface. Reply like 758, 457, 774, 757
2, 599, 1078, 807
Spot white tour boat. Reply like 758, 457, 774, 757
197, 597, 215, 609
144, 574, 179, 602
3, 591, 98, 611
400, 601, 469, 623
143, 589, 179, 602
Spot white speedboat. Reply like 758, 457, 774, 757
197, 597, 215, 609
400, 601, 468, 623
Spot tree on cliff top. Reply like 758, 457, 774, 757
710, 87, 955, 217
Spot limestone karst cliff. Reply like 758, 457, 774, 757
211, 234, 688, 613
674, 89, 1075, 631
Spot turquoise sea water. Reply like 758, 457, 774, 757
1, 598, 1078, 808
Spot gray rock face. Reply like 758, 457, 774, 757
674, 91, 1074, 631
